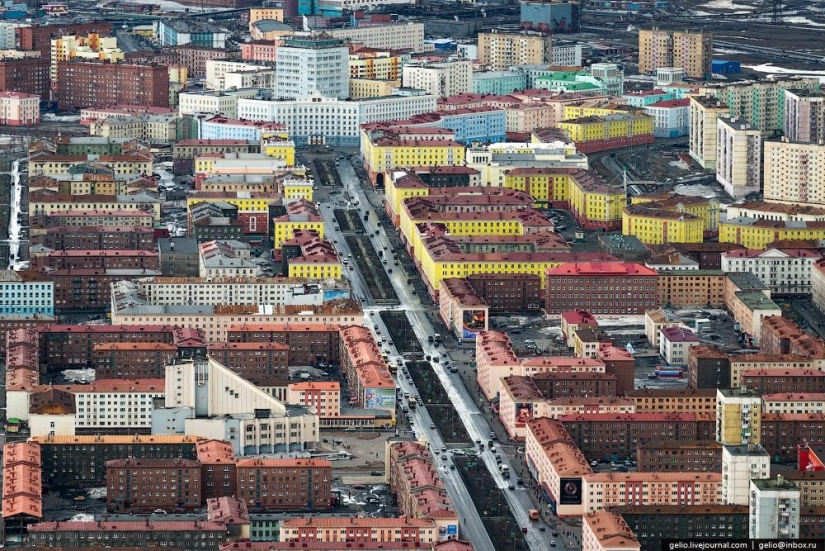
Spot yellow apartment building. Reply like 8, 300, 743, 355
631, 192, 720, 233
720, 218, 825, 249
622, 204, 704, 245
557, 113, 654, 143
349, 78, 401, 100
716, 387, 762, 446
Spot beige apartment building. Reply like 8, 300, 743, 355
716, 116, 763, 199
478, 31, 553, 71
763, 139, 825, 207
638, 29, 712, 79
402, 59, 473, 98
328, 23, 425, 53
689, 95, 729, 169
784, 89, 825, 144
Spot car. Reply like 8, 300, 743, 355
521, 527, 528, 534
551, 531, 559, 537
432, 357, 439, 363
441, 455, 447, 461
450, 367, 458, 373
344, 427, 357, 432
370, 471, 382, 476
352, 484, 366, 490
442, 447, 447, 453
550, 540, 556, 546
430, 423, 436, 429
449, 464, 455, 470
153, 509, 167, 514
539, 526, 546, 532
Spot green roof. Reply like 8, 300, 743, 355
735, 291, 781, 311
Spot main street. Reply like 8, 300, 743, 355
330, 159, 575, 551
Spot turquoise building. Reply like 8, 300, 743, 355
472, 71, 527, 95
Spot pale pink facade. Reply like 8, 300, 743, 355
582, 472, 723, 513
0, 92, 39, 126
582, 511, 641, 551
525, 418, 592, 518
241, 41, 280, 63
476, 330, 607, 400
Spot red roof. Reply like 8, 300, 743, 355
547, 262, 657, 276
647, 98, 690, 108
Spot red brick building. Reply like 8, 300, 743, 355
466, 273, 542, 312
761, 315, 825, 360
226, 323, 340, 366
235, 458, 332, 512
32, 249, 159, 271
56, 62, 170, 111
20, 23, 114, 59
760, 413, 825, 463
544, 262, 658, 315
14, 324, 176, 371
741, 369, 825, 394
801, 507, 825, 540
596, 344, 635, 395
34, 226, 155, 251
0, 57, 50, 99
688, 345, 731, 389
636, 441, 723, 472
561, 412, 715, 461
531, 371, 617, 399
49, 268, 160, 312
196, 440, 238, 502
207, 342, 290, 388
106, 458, 203, 513
93, 342, 177, 379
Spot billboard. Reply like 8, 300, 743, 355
515, 402, 534, 427
462, 309, 487, 339
365, 388, 395, 410
559, 477, 582, 505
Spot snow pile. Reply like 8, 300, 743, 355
42, 113, 80, 122
69, 513, 95, 522
7, 159, 28, 270
87, 487, 107, 499
745, 64, 825, 84
62, 369, 96, 384
669, 159, 691, 171
699, 0, 755, 11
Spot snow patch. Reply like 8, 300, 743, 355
62, 368, 96, 384
42, 113, 81, 122
87, 487, 107, 499
699, 0, 755, 11
69, 513, 95, 522
745, 64, 825, 84
782, 16, 825, 27
673, 183, 731, 203
7, 159, 27, 270
669, 159, 691, 171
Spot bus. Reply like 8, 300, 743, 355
408, 397, 418, 409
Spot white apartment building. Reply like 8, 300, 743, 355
589, 63, 624, 96
721, 444, 770, 506
659, 326, 700, 366
318, 0, 415, 10
237, 92, 437, 147
762, 393, 825, 414
749, 477, 800, 539
29, 380, 165, 436
721, 248, 820, 295
553, 42, 583, 67
0, 22, 23, 49
763, 139, 825, 207
157, 358, 319, 455
178, 89, 260, 118
275, 36, 349, 100
0, 91, 40, 126
223, 68, 275, 91
327, 23, 425, 53
205, 60, 269, 90
402, 60, 473, 98
112, 277, 339, 309
716, 116, 763, 199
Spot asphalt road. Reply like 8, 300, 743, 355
334, 158, 576, 551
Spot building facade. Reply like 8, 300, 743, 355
56, 62, 170, 111
716, 116, 762, 199
638, 29, 712, 79
275, 36, 349, 100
